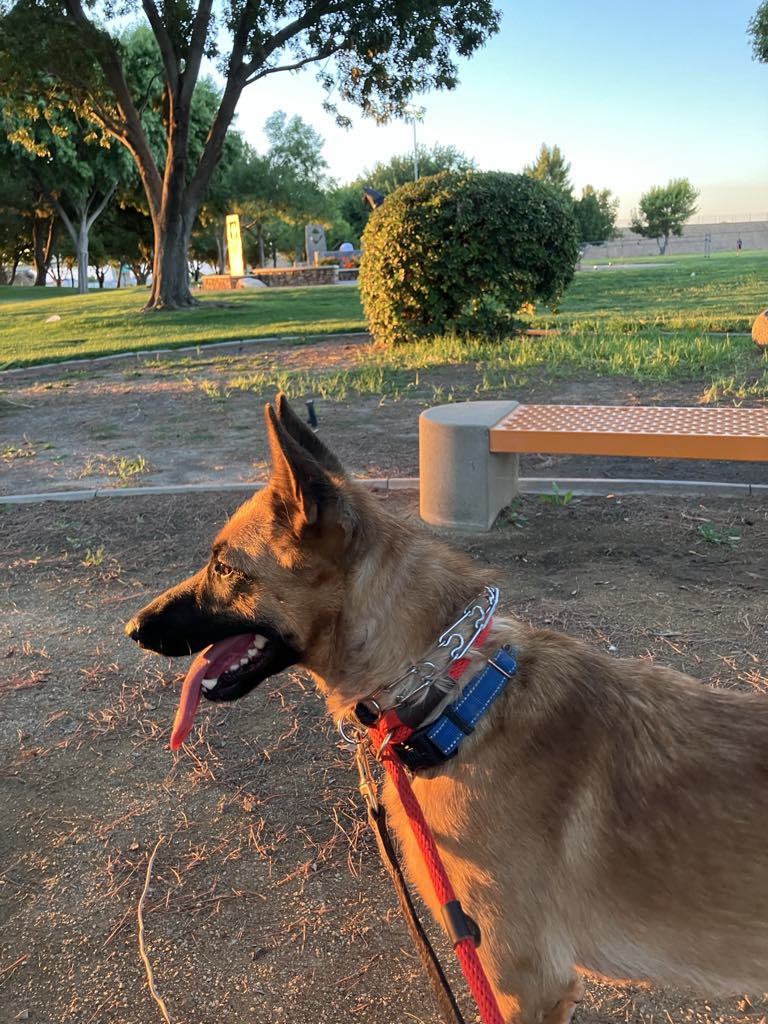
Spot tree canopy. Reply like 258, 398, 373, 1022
1, 95, 134, 291
749, 2, 768, 62
630, 179, 699, 255
523, 143, 573, 197
573, 186, 619, 244
331, 143, 475, 244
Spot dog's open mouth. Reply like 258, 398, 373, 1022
170, 632, 276, 750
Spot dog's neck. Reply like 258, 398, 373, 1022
306, 504, 492, 718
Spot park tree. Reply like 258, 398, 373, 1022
748, 2, 768, 61
0, 131, 58, 286
0, 167, 31, 284
573, 185, 619, 244
251, 111, 330, 264
1, 97, 134, 292
523, 143, 573, 197
331, 143, 475, 244
630, 179, 699, 255
92, 200, 154, 286
0, 0, 500, 311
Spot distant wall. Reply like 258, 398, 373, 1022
582, 220, 768, 260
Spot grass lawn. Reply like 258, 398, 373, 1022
0, 284, 365, 368
1, 252, 767, 381
541, 251, 768, 331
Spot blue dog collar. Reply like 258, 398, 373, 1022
392, 646, 518, 771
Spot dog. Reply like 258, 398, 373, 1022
126, 395, 768, 1024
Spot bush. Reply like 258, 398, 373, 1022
360, 171, 579, 344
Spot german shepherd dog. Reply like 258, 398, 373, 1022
126, 395, 768, 1024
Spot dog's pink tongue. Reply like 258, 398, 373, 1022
170, 634, 255, 751
170, 649, 209, 751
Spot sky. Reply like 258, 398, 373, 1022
231, 0, 768, 223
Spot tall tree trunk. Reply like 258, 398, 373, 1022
257, 227, 265, 268
215, 230, 226, 275
76, 218, 89, 294
10, 253, 21, 284
147, 204, 195, 309
146, 116, 197, 310
32, 212, 55, 286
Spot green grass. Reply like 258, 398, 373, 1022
543, 251, 768, 332
219, 327, 767, 404
0, 284, 365, 368
1, 252, 767, 388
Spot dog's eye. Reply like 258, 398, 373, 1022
213, 560, 236, 578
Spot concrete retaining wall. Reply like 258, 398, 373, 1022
583, 220, 768, 260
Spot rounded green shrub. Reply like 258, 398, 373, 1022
360, 171, 579, 344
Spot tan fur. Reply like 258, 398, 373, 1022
160, 401, 768, 1023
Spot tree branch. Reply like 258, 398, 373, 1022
179, 0, 214, 107
246, 45, 341, 85
242, 1, 342, 76
63, 0, 163, 217
141, 0, 179, 92
86, 183, 118, 232
186, 0, 344, 215
47, 195, 77, 247
185, 71, 247, 214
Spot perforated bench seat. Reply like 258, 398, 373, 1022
490, 404, 768, 462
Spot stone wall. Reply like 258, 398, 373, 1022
251, 266, 339, 287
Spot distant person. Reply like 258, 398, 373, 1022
737, 237, 743, 252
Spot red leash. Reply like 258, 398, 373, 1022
368, 623, 506, 1024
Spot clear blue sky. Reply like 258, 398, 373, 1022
233, 1, 768, 222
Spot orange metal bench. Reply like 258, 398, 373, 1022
490, 405, 768, 462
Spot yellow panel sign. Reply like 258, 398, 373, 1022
226, 214, 244, 278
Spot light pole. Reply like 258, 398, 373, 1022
404, 105, 426, 181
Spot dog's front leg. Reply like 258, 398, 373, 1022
540, 976, 584, 1024
491, 969, 583, 1024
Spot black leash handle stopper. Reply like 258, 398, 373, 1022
441, 900, 481, 948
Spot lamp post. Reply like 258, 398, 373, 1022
404, 105, 426, 181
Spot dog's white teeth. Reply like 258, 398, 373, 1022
253, 635, 267, 650
240, 657, 249, 666
202, 677, 218, 691
246, 647, 257, 657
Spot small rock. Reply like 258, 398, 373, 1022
45, 314, 61, 323
15, 1010, 30, 1020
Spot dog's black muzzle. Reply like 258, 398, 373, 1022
125, 570, 247, 657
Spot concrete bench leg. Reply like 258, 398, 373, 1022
419, 401, 520, 531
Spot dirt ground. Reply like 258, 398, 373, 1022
1, 335, 767, 496
2, 486, 768, 1024
2, 335, 768, 1023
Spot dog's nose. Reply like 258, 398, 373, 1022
125, 617, 142, 642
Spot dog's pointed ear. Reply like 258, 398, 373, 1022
264, 403, 342, 531
275, 393, 345, 477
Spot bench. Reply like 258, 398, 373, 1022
419, 401, 768, 531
